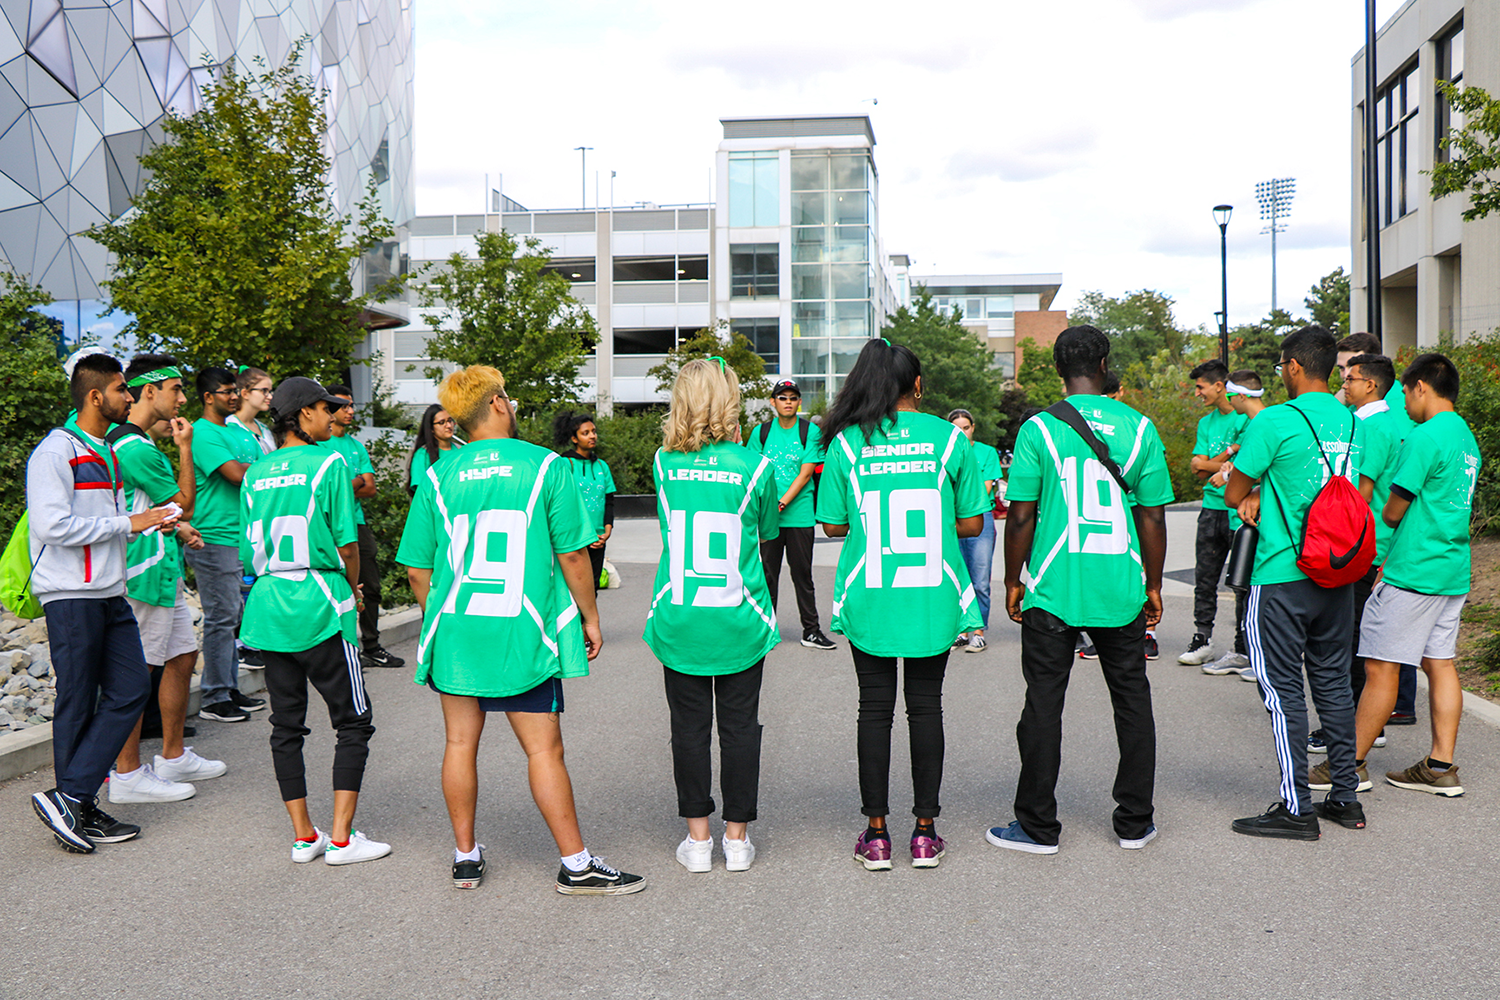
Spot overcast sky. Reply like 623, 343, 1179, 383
414, 0, 1410, 335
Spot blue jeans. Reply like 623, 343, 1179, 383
185, 542, 243, 704
958, 511, 996, 629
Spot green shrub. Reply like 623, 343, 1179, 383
1119, 349, 1205, 503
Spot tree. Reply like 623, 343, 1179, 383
1430, 82, 1500, 221
648, 322, 770, 405
1226, 309, 1295, 405
1304, 267, 1350, 336
1015, 336, 1064, 409
883, 288, 1008, 444
0, 269, 69, 536
1068, 289, 1195, 372
419, 230, 598, 410
88, 49, 401, 382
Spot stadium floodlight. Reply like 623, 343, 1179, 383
1255, 177, 1295, 314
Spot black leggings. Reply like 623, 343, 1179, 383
263, 634, 375, 802
662, 661, 764, 823
850, 645, 950, 820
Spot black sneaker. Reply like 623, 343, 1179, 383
199, 700, 250, 723
1307, 728, 1329, 754
1078, 643, 1098, 660
453, 851, 486, 890
555, 857, 647, 895
1387, 712, 1418, 726
31, 788, 95, 853
1143, 634, 1160, 661
1313, 797, 1367, 830
361, 646, 406, 669
801, 629, 837, 651
229, 690, 266, 712
1231, 802, 1320, 841
80, 799, 141, 844
238, 648, 266, 668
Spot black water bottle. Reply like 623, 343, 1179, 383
1225, 524, 1258, 590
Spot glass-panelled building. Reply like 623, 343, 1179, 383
915, 274, 1064, 379
716, 115, 895, 407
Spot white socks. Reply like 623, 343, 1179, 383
561, 848, 591, 872
455, 844, 482, 863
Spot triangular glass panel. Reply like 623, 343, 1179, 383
131, 0, 168, 39
26, 9, 76, 97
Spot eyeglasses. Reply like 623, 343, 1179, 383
773, 395, 800, 402
434, 418, 456, 427
209, 387, 241, 396
246, 387, 273, 396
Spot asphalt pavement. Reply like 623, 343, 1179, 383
4, 513, 1499, 999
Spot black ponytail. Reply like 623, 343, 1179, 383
270, 407, 314, 448
552, 410, 595, 450
819, 340, 921, 451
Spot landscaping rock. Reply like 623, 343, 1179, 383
26, 659, 49, 678
1, 649, 28, 672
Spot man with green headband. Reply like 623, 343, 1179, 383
106, 355, 228, 801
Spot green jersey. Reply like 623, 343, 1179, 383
322, 434, 374, 526
1194, 408, 1248, 510
239, 445, 359, 652
113, 425, 182, 608
1007, 395, 1175, 627
643, 443, 780, 675
1382, 410, 1480, 596
816, 412, 990, 657
746, 419, 822, 528
396, 439, 595, 697
1384, 382, 1416, 436
193, 418, 262, 546
409, 442, 464, 492
974, 441, 1004, 494
1354, 401, 1407, 562
561, 452, 617, 536
1233, 393, 1364, 587
226, 415, 274, 456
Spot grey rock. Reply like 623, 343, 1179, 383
2, 674, 28, 696
26, 659, 50, 678
0, 694, 27, 714
35, 703, 53, 720
0, 708, 11, 727
1, 648, 26, 671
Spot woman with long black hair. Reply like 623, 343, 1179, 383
816, 340, 991, 871
406, 403, 464, 494
554, 411, 617, 591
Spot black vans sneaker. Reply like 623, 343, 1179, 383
801, 629, 837, 651
1231, 802, 1320, 841
229, 690, 266, 712
1313, 798, 1367, 830
555, 857, 646, 895
452, 850, 486, 890
199, 700, 249, 723
31, 788, 95, 853
80, 800, 141, 844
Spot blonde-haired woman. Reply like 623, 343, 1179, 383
644, 358, 780, 873
229, 366, 276, 455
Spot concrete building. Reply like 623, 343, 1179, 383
1351, 0, 1499, 347
0, 0, 415, 339
915, 273, 1066, 379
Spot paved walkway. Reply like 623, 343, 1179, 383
5, 520, 1500, 998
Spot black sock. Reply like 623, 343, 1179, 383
1427, 757, 1453, 771
1355, 759, 1366, 767
913, 821, 936, 839
865, 825, 889, 843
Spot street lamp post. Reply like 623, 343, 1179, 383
1214, 204, 1232, 365
574, 146, 593, 209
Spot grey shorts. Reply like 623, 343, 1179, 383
128, 582, 197, 666
1358, 581, 1466, 664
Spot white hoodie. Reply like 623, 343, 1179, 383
26, 427, 133, 604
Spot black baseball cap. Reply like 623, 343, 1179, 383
271, 376, 346, 417
771, 379, 800, 396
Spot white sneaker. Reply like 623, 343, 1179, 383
107, 764, 195, 803
153, 747, 228, 781
1177, 634, 1215, 665
1240, 666, 1260, 683
723, 835, 756, 872
1202, 651, 1250, 675
324, 830, 392, 866
292, 828, 330, 863
675, 836, 712, 873
1119, 825, 1159, 850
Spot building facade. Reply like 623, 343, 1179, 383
1351, 0, 1499, 347
0, 0, 415, 337
912, 273, 1065, 379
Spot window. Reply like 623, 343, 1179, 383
614, 257, 676, 282
1375, 63, 1420, 226
614, 328, 677, 354
1437, 22, 1464, 163
542, 258, 595, 282
678, 255, 708, 281
728, 152, 778, 227
730, 244, 778, 298
731, 318, 779, 371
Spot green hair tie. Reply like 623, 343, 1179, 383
237, 365, 250, 374
126, 366, 183, 387
707, 356, 727, 373
881, 338, 891, 346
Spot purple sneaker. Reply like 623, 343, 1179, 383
911, 832, 946, 869
853, 830, 892, 871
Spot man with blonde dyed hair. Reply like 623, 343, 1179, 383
397, 365, 645, 895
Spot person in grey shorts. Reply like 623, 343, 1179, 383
1330, 353, 1479, 798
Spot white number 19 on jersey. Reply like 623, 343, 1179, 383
859, 488, 942, 588
1060, 456, 1128, 554
668, 509, 744, 607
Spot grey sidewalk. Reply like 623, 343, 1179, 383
4, 561, 1499, 999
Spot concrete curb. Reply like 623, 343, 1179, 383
0, 609, 425, 784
